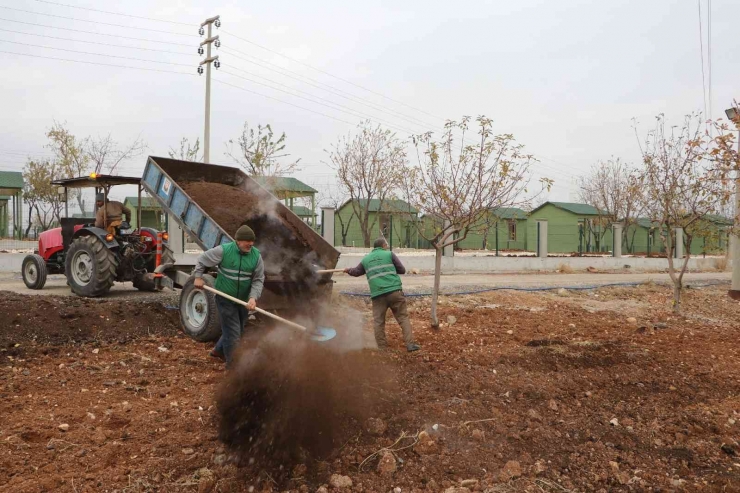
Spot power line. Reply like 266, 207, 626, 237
0, 39, 192, 66
220, 68, 422, 135
221, 29, 445, 121
213, 77, 357, 126
31, 0, 193, 27
0, 49, 196, 74
0, 5, 194, 36
0, 18, 192, 46
221, 47, 439, 131
0, 27, 193, 56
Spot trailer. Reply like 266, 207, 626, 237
141, 156, 340, 342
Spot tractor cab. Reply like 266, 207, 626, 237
22, 173, 173, 297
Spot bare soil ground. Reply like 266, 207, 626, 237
2, 284, 740, 492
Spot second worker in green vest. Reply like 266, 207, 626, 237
344, 237, 420, 352
193, 225, 265, 365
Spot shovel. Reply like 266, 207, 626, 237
201, 285, 337, 342
315, 268, 345, 274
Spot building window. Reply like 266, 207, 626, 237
508, 221, 516, 241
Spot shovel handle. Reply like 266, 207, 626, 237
200, 285, 308, 332
315, 269, 345, 274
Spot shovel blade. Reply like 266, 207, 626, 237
309, 326, 337, 342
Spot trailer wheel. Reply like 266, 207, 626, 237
22, 254, 47, 290
179, 274, 221, 342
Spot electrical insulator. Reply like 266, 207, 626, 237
214, 19, 221, 28
214, 60, 221, 69
197, 66, 204, 75
198, 46, 204, 55
215, 39, 221, 48
199, 27, 205, 36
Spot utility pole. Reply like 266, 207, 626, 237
725, 106, 740, 299
198, 15, 221, 164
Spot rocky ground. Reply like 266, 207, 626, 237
1, 282, 740, 492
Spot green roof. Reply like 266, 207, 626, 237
124, 196, 162, 208
0, 171, 23, 191
289, 205, 316, 217
705, 214, 733, 226
252, 176, 317, 194
490, 207, 527, 220
0, 195, 11, 200
532, 201, 600, 216
340, 199, 418, 214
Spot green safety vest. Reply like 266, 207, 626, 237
214, 242, 261, 301
361, 248, 402, 299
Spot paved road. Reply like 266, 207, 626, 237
0, 271, 730, 298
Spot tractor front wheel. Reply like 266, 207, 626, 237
65, 235, 119, 297
22, 254, 47, 290
179, 274, 221, 342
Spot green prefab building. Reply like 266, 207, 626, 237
688, 215, 732, 255
334, 199, 419, 248
289, 205, 318, 228
253, 176, 318, 228
123, 197, 166, 230
624, 219, 665, 255
456, 207, 528, 251
0, 171, 23, 239
526, 202, 613, 254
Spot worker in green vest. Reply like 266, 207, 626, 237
193, 225, 265, 365
344, 237, 420, 352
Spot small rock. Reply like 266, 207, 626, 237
394, 488, 401, 493
22, 370, 30, 376
609, 418, 619, 427
653, 322, 668, 329
182, 448, 195, 455
585, 391, 592, 398
548, 399, 559, 411
447, 315, 457, 325
721, 444, 737, 456
527, 409, 543, 422
92, 348, 99, 354
460, 479, 478, 487
102, 381, 115, 387
365, 417, 387, 436
376, 450, 396, 475
414, 431, 439, 455
609, 461, 620, 472
75, 448, 87, 458
506, 330, 513, 335
158, 346, 169, 353
557, 288, 568, 297
498, 460, 522, 481
410, 268, 420, 275
87, 412, 96, 420
170, 401, 179, 407
533, 459, 547, 474
316, 487, 329, 493
669, 386, 677, 391
58, 423, 69, 432
471, 429, 485, 441
213, 454, 227, 466
626, 317, 638, 325
122, 401, 132, 412
329, 474, 353, 489
568, 323, 575, 329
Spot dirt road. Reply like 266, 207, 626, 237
0, 271, 730, 297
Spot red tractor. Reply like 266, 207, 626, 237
21, 174, 174, 297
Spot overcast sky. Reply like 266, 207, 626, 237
0, 0, 737, 206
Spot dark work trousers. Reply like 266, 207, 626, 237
371, 290, 414, 348
214, 296, 249, 366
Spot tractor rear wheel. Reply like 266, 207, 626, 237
179, 274, 221, 342
65, 235, 118, 297
22, 254, 47, 290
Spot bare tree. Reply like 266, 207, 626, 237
169, 137, 202, 162
577, 158, 644, 253
46, 121, 90, 215
226, 122, 300, 177
87, 133, 146, 175
328, 121, 405, 248
22, 159, 64, 233
317, 188, 355, 247
402, 116, 550, 328
635, 113, 733, 312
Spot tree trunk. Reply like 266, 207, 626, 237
24, 203, 35, 237
431, 247, 442, 329
672, 282, 681, 313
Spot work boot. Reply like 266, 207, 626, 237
209, 347, 225, 361
406, 343, 421, 352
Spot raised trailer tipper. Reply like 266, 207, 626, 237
141, 156, 340, 342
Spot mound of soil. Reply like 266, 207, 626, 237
0, 291, 180, 358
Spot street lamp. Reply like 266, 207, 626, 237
725, 106, 740, 299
